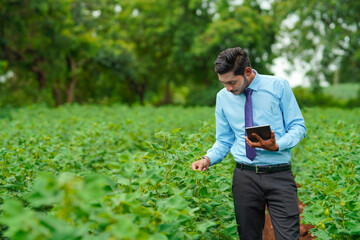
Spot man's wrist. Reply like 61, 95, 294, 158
274, 143, 279, 151
202, 156, 211, 165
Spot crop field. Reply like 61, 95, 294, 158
0, 105, 359, 239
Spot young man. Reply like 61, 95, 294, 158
191, 47, 306, 239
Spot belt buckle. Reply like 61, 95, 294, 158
256, 165, 267, 174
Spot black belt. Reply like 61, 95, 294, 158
236, 162, 291, 173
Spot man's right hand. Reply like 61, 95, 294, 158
191, 156, 211, 171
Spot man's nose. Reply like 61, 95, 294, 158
226, 85, 233, 91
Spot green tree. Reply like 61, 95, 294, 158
0, 0, 134, 106
273, 0, 360, 87
118, 0, 277, 105
187, 0, 276, 105
0, 0, 96, 105
65, 0, 138, 105
1, 0, 278, 106
116, 0, 216, 105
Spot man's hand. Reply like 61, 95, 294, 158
245, 130, 279, 151
191, 156, 211, 171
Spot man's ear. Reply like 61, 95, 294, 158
244, 67, 252, 77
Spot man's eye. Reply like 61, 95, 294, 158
221, 82, 235, 86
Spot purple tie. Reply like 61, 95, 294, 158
244, 88, 256, 160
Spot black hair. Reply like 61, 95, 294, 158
214, 47, 252, 76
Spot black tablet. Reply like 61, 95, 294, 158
245, 125, 272, 142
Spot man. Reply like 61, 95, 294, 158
191, 47, 306, 240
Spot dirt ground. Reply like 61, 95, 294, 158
262, 190, 315, 239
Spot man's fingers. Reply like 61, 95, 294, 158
191, 162, 199, 170
199, 161, 209, 171
245, 136, 254, 147
192, 160, 209, 171
200, 164, 206, 171
246, 131, 278, 151
252, 133, 263, 143
245, 136, 251, 146
271, 130, 276, 140
246, 136, 260, 148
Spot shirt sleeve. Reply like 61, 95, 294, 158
276, 80, 307, 151
206, 93, 235, 166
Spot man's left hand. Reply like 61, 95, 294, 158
245, 130, 279, 151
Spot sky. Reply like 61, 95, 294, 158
271, 57, 310, 87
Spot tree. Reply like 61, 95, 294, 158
0, 0, 97, 105
186, 0, 277, 105
193, 0, 276, 77
1, 0, 279, 106
0, 0, 135, 106
117, 0, 277, 105
273, 0, 360, 87
116, 0, 216, 105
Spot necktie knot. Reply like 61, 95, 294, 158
244, 88, 252, 96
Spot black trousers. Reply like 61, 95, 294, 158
232, 167, 300, 240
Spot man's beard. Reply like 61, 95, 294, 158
231, 76, 249, 95
231, 90, 242, 95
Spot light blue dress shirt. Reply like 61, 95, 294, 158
206, 70, 306, 166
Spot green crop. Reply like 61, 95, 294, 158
292, 108, 360, 239
0, 105, 359, 239
0, 105, 237, 239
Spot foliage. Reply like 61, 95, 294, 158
193, 0, 276, 76
292, 86, 360, 108
0, 61, 7, 75
0, 0, 102, 105
0, 0, 277, 106
0, 105, 359, 239
0, 0, 135, 106
292, 86, 346, 108
292, 108, 360, 239
273, 0, 360, 87
0, 105, 239, 239
186, 84, 222, 106
323, 83, 360, 100
1, 0, 358, 106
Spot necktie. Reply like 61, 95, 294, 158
244, 88, 256, 160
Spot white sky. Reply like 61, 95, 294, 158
271, 57, 310, 87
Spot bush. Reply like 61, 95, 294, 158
292, 86, 352, 108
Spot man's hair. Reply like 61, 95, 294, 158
214, 47, 252, 76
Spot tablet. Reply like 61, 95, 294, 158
245, 125, 271, 142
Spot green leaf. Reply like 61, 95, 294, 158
197, 221, 217, 234
149, 233, 168, 240
346, 220, 360, 235
1, 199, 24, 216
222, 222, 238, 236
171, 128, 181, 134
109, 215, 139, 238
166, 194, 189, 210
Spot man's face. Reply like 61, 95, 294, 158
218, 71, 250, 95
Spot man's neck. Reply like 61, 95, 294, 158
247, 71, 256, 86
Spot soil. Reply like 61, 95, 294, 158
262, 186, 315, 240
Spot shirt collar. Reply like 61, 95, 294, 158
246, 69, 260, 91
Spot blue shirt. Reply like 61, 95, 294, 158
206, 70, 306, 166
